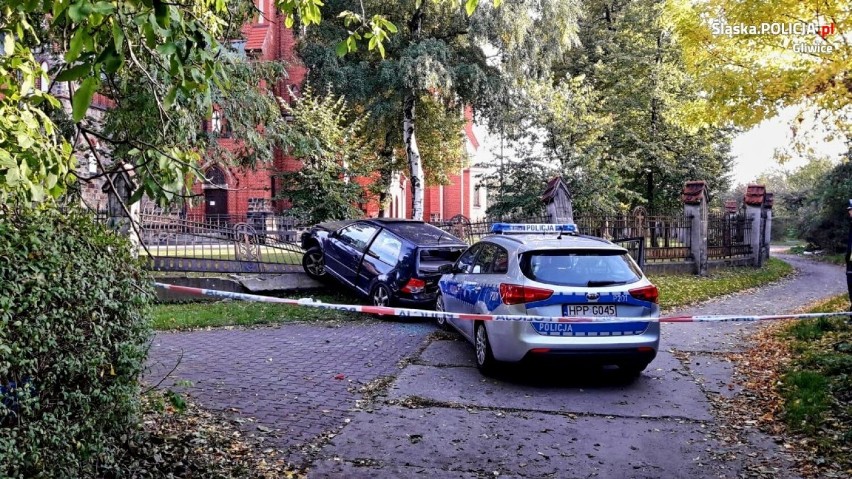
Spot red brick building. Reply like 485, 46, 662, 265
188, 1, 488, 223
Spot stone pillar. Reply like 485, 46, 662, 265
681, 181, 708, 275
104, 164, 141, 256
744, 185, 766, 267
763, 193, 773, 261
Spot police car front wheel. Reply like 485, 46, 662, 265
434, 293, 449, 330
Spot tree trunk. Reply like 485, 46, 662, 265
403, 94, 425, 220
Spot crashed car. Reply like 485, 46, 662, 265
301, 218, 467, 308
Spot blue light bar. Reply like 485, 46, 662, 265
490, 223, 578, 235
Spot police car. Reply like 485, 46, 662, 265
435, 223, 660, 376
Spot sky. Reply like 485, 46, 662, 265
729, 106, 847, 185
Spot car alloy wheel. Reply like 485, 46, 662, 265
302, 247, 326, 280
434, 294, 449, 330
371, 284, 391, 307
474, 322, 496, 374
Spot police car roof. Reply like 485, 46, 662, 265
486, 233, 624, 251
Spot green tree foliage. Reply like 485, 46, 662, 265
1, 0, 504, 208
0, 208, 152, 477
790, 158, 852, 252
99, 50, 294, 205
480, 142, 556, 219
299, 0, 583, 219
1, 0, 252, 204
664, 0, 851, 130
486, 0, 734, 215
275, 87, 377, 224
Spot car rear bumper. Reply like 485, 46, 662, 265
394, 290, 439, 309
486, 320, 660, 363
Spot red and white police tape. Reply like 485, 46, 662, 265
154, 283, 852, 324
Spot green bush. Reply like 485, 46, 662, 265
0, 208, 153, 478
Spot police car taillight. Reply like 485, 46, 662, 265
628, 284, 659, 304
401, 278, 426, 294
499, 284, 553, 305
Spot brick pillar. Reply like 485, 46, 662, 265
744, 185, 766, 267
682, 181, 708, 275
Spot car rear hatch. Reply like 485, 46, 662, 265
415, 246, 466, 289
513, 248, 658, 336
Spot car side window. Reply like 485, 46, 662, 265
492, 246, 509, 274
367, 230, 403, 265
455, 244, 481, 274
337, 223, 379, 252
472, 243, 497, 274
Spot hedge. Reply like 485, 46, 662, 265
0, 207, 153, 478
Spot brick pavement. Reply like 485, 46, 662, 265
146, 320, 433, 467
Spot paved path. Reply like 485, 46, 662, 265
147, 254, 847, 477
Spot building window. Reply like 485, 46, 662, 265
207, 109, 232, 138
430, 213, 442, 222
258, 0, 265, 23
204, 166, 227, 188
473, 186, 482, 208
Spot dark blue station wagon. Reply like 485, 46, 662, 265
301, 219, 467, 307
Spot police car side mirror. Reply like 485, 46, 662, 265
438, 264, 454, 274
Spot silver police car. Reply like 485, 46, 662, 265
435, 223, 660, 375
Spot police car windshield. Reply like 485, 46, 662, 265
520, 250, 642, 287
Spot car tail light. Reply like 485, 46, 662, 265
401, 278, 426, 294
499, 284, 553, 305
629, 284, 659, 304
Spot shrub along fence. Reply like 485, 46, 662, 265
0, 208, 152, 477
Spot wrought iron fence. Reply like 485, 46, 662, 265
139, 213, 305, 274
707, 212, 752, 259
430, 212, 691, 265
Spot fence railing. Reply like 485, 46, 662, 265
431, 213, 691, 266
139, 213, 305, 274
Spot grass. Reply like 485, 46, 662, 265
650, 257, 795, 310
778, 294, 852, 467
152, 291, 364, 330
786, 244, 846, 265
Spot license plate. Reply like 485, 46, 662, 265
562, 304, 618, 317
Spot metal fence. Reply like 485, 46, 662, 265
707, 212, 752, 259
431, 212, 691, 266
139, 213, 305, 274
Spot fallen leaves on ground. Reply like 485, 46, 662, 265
715, 310, 851, 479
114, 392, 304, 478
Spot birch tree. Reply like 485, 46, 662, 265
300, 0, 583, 220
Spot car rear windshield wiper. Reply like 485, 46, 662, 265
587, 280, 627, 287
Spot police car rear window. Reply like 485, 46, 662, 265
520, 250, 642, 287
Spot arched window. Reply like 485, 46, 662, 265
205, 166, 227, 188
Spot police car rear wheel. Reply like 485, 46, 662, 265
371, 284, 392, 307
474, 322, 496, 374
434, 294, 449, 330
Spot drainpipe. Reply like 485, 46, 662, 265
439, 185, 444, 221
